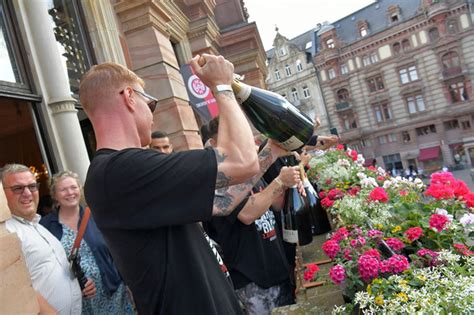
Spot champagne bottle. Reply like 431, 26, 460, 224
232, 80, 314, 151
301, 167, 331, 235
281, 157, 313, 246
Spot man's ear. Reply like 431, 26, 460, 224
122, 87, 136, 112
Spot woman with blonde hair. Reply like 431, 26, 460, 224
40, 171, 134, 314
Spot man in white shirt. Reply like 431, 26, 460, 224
2, 164, 82, 315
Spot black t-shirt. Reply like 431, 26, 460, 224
84, 148, 243, 315
204, 179, 290, 290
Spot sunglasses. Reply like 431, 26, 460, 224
4, 183, 40, 195
120, 88, 158, 113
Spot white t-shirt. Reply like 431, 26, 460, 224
6, 214, 82, 315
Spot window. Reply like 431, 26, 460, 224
449, 81, 468, 103
328, 68, 336, 79
461, 120, 471, 130
401, 39, 410, 51
373, 103, 392, 123
441, 52, 460, 70
402, 131, 411, 143
444, 120, 459, 130
416, 124, 437, 136
361, 139, 372, 147
367, 75, 385, 92
291, 88, 299, 101
392, 42, 401, 55
370, 52, 379, 63
340, 113, 358, 130
429, 27, 439, 41
274, 69, 281, 81
302, 86, 310, 98
383, 153, 403, 173
337, 88, 350, 102
340, 63, 348, 75
285, 64, 292, 76
326, 38, 335, 49
391, 13, 399, 23
296, 60, 303, 72
406, 94, 426, 113
280, 46, 287, 56
399, 65, 419, 84
360, 26, 368, 37
447, 19, 458, 34
362, 55, 371, 66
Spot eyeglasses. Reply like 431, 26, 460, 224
4, 183, 40, 195
120, 88, 158, 113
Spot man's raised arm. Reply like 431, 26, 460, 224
190, 54, 258, 188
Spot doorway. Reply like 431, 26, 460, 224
0, 97, 50, 198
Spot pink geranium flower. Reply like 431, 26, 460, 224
329, 265, 346, 284
322, 240, 341, 259
429, 213, 450, 232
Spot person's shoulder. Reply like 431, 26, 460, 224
39, 212, 58, 227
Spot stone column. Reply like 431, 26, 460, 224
114, 1, 203, 151
20, 0, 90, 182
0, 183, 39, 314
80, 0, 127, 64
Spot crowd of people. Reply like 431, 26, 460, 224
1, 54, 339, 315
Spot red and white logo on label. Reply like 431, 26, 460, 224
188, 75, 210, 99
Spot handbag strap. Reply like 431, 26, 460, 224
71, 207, 91, 256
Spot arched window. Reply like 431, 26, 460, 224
447, 19, 458, 34
291, 88, 299, 101
296, 59, 303, 72
401, 39, 410, 51
337, 88, 350, 102
302, 86, 310, 98
279, 46, 287, 56
326, 38, 335, 49
274, 69, 281, 81
285, 64, 292, 76
429, 27, 439, 42
392, 42, 401, 55
360, 26, 368, 37
362, 55, 371, 66
442, 51, 460, 69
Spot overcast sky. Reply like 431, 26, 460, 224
244, 0, 376, 51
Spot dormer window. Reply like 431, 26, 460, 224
388, 5, 401, 24
326, 38, 335, 49
360, 27, 368, 37
279, 46, 287, 56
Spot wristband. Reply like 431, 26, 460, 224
274, 177, 285, 189
212, 84, 233, 95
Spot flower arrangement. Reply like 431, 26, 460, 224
305, 146, 474, 313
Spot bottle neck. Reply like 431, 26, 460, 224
231, 80, 251, 103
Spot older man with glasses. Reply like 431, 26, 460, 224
2, 163, 83, 314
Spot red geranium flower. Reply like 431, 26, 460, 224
429, 213, 450, 232
404, 227, 423, 242
368, 187, 389, 203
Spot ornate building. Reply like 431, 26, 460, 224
312, 0, 474, 173
0, 0, 267, 185
266, 29, 330, 135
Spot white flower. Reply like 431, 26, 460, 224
460, 213, 474, 227
337, 159, 351, 167
357, 172, 367, 179
435, 208, 453, 221
361, 177, 378, 188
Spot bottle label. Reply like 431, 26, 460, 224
234, 83, 251, 103
280, 136, 304, 151
283, 228, 299, 244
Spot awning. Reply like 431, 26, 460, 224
418, 146, 440, 161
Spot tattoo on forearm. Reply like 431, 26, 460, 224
214, 149, 232, 189
258, 146, 274, 173
213, 181, 254, 216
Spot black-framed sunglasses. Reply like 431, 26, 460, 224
120, 88, 158, 113
4, 183, 40, 195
